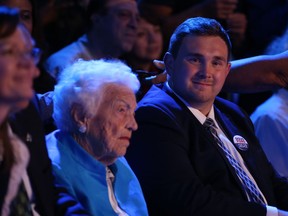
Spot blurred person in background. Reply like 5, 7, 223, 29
0, 0, 56, 94
0, 6, 40, 215
122, 17, 165, 100
137, 0, 247, 59
250, 26, 288, 179
0, 6, 88, 216
44, 0, 139, 80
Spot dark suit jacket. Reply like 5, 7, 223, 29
3, 95, 88, 216
126, 84, 288, 216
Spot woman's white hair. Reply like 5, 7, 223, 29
53, 59, 140, 132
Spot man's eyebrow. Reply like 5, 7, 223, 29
213, 56, 228, 62
186, 52, 203, 57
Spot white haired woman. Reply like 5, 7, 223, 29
46, 59, 148, 216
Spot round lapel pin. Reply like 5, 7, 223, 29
233, 135, 249, 151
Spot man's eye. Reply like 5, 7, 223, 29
187, 57, 200, 64
213, 60, 224, 66
118, 11, 131, 19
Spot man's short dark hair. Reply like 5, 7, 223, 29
168, 17, 232, 60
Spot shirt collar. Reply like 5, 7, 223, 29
166, 82, 215, 125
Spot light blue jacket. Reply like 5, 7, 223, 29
46, 130, 148, 216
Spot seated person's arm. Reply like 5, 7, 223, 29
224, 50, 288, 93
55, 184, 89, 216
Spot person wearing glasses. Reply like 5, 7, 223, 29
0, 6, 39, 216
0, 6, 88, 216
0, 0, 56, 94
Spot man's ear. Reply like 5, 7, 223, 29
226, 62, 231, 77
163, 52, 174, 76
71, 103, 87, 128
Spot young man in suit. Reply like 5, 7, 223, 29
125, 17, 288, 216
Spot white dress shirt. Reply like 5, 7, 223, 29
251, 88, 288, 178
166, 82, 278, 216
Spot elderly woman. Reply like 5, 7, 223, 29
0, 6, 40, 216
46, 59, 148, 216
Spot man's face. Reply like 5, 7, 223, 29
99, 0, 139, 54
86, 84, 138, 165
166, 35, 231, 112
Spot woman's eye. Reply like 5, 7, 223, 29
118, 107, 126, 113
20, 11, 32, 21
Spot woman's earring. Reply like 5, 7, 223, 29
79, 125, 87, 133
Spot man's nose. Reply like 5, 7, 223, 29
198, 63, 212, 78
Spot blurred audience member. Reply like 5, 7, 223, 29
244, 0, 288, 56
122, 17, 165, 99
250, 26, 288, 178
46, 59, 148, 215
137, 0, 247, 59
0, 6, 88, 215
0, 6, 40, 215
235, 0, 288, 114
37, 0, 87, 55
0, 0, 56, 94
44, 0, 139, 80
124, 17, 162, 71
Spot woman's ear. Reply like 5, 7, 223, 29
71, 103, 87, 128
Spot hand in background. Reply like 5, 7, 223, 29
278, 210, 288, 216
226, 12, 247, 47
199, 0, 238, 19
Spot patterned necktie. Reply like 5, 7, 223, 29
203, 117, 265, 205
9, 180, 33, 216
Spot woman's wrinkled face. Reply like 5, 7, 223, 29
0, 25, 39, 110
3, 0, 33, 33
86, 83, 138, 165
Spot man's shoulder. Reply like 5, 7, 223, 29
215, 97, 247, 116
44, 35, 89, 78
138, 84, 178, 107
47, 39, 83, 61
136, 85, 193, 127
214, 97, 254, 132
137, 85, 185, 113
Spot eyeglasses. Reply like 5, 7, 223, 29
0, 47, 42, 64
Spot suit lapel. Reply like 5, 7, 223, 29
164, 85, 245, 183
